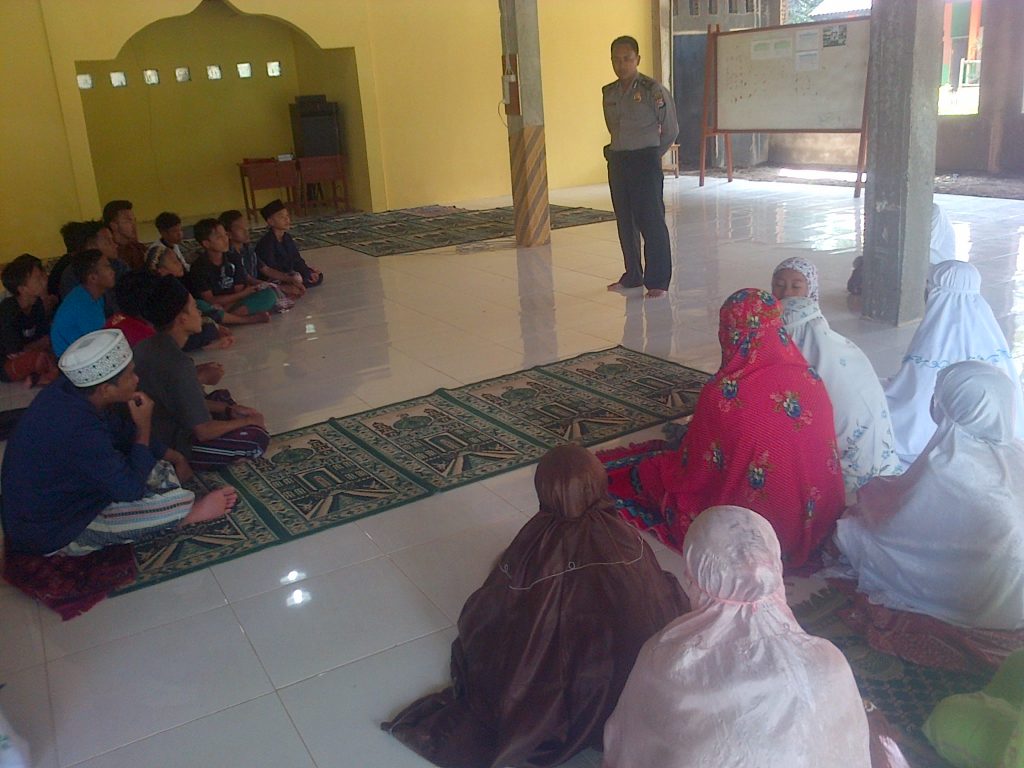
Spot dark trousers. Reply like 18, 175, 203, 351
607, 147, 672, 290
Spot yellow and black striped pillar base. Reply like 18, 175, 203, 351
508, 124, 551, 247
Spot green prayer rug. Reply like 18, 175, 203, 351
177, 204, 616, 258
115, 347, 709, 593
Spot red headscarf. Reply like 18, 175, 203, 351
610, 288, 845, 566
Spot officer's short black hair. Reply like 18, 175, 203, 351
611, 36, 640, 56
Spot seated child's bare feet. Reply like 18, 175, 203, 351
195, 361, 225, 386
181, 487, 238, 526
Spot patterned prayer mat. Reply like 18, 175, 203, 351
113, 347, 709, 593
791, 580, 984, 768
178, 204, 616, 257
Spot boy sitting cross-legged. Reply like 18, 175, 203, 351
255, 200, 323, 288
220, 209, 301, 303
0, 328, 237, 557
134, 276, 270, 470
188, 219, 276, 324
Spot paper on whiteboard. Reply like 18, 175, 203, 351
751, 40, 773, 59
796, 29, 819, 52
795, 51, 820, 72
772, 38, 793, 58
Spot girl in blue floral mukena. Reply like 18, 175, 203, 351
604, 289, 844, 567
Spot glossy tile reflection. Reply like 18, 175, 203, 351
3, 178, 1022, 766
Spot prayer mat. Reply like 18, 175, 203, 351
790, 578, 988, 768
178, 204, 616, 258
105, 347, 706, 596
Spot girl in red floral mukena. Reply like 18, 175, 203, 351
602, 289, 845, 568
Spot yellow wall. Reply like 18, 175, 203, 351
540, 1, 653, 188
0, 1, 82, 259
1, 0, 650, 259
364, 1, 510, 207
78, 0, 301, 223
291, 34, 373, 212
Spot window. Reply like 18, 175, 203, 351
175, 67, 191, 83
76, 74, 93, 90
708, 0, 718, 14
206, 65, 222, 80
266, 60, 282, 77
236, 62, 252, 79
689, 0, 700, 13
938, 0, 983, 116
143, 69, 159, 85
109, 71, 127, 88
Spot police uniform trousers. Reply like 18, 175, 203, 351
607, 146, 672, 291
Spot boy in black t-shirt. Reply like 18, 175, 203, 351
0, 254, 58, 386
187, 219, 275, 324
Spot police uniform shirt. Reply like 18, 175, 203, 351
602, 74, 678, 155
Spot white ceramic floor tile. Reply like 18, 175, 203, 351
69, 694, 313, 768
0, 585, 44, 677
357, 483, 523, 553
389, 516, 526, 623
212, 523, 382, 602
47, 606, 272, 766
231, 556, 450, 688
40, 570, 227, 661
0, 663, 58, 768
279, 630, 457, 768
479, 464, 542, 514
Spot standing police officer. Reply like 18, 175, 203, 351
603, 36, 678, 299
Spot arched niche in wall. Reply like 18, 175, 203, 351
74, 0, 369, 223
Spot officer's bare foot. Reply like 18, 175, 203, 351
645, 289, 667, 299
607, 281, 643, 292
180, 487, 238, 525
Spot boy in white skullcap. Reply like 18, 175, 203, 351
0, 329, 237, 556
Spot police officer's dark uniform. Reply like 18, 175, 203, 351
603, 73, 678, 292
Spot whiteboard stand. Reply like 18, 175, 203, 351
698, 18, 871, 199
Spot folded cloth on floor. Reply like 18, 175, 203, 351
831, 579, 1024, 674
2, 542, 137, 620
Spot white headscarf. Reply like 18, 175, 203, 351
603, 506, 870, 768
885, 260, 1024, 464
838, 361, 1024, 630
782, 297, 902, 494
773, 257, 820, 301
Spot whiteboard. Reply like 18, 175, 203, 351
715, 17, 870, 132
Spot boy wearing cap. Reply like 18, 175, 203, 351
0, 329, 237, 556
254, 199, 323, 288
133, 276, 270, 470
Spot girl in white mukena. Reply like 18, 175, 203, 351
885, 259, 1024, 465
836, 361, 1024, 631
602, 505, 871, 768
782, 296, 902, 495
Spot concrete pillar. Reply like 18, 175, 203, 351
651, 0, 672, 86
862, 0, 943, 325
499, 0, 551, 247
